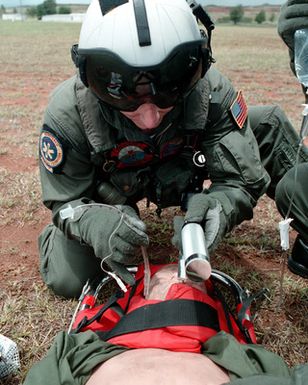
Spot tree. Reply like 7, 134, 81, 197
255, 10, 266, 25
58, 6, 71, 14
269, 13, 275, 23
229, 5, 244, 25
26, 6, 38, 17
0, 4, 6, 15
43, 0, 56, 14
37, 0, 57, 18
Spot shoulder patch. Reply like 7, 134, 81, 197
230, 90, 248, 129
39, 128, 64, 173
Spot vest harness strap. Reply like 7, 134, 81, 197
97, 299, 220, 341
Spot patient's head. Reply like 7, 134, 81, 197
147, 264, 207, 300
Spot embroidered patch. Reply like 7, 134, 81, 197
230, 90, 248, 129
110, 141, 154, 169
40, 131, 64, 173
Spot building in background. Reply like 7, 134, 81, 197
2, 13, 26, 21
41, 13, 85, 22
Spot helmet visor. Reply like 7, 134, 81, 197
80, 40, 207, 111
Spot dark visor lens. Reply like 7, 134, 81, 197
81, 40, 206, 111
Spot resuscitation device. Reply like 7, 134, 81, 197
178, 222, 211, 281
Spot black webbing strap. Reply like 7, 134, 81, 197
133, 0, 151, 46
97, 299, 220, 341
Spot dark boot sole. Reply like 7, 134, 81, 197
288, 256, 308, 279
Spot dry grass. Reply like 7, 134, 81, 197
0, 20, 307, 385
0, 282, 74, 384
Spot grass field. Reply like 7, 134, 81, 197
0, 20, 307, 384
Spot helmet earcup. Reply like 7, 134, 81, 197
71, 44, 88, 87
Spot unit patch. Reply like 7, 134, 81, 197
110, 141, 154, 169
40, 130, 64, 173
230, 90, 248, 129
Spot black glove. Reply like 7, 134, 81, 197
278, 1, 308, 75
66, 204, 149, 285
172, 194, 228, 253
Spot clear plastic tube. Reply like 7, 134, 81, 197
141, 246, 151, 298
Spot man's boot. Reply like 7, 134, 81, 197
288, 235, 308, 279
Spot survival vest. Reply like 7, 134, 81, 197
71, 264, 266, 353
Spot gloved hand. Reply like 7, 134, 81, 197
68, 204, 149, 285
278, 1, 308, 56
278, 1, 308, 97
172, 194, 227, 253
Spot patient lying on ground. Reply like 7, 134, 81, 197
86, 265, 230, 385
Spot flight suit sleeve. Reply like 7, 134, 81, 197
39, 146, 96, 221
23, 331, 128, 385
202, 332, 308, 385
39, 114, 96, 231
200, 70, 270, 232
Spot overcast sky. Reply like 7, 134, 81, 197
1, 1, 284, 8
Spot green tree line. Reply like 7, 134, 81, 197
26, 0, 71, 18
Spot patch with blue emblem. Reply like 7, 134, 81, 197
110, 141, 154, 169
40, 130, 64, 173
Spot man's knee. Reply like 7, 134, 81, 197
249, 105, 299, 145
248, 105, 280, 132
38, 224, 102, 299
248, 105, 308, 198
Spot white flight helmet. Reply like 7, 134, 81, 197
72, 0, 214, 111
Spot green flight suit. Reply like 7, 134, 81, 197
38, 67, 308, 298
275, 0, 308, 247
276, 163, 308, 243
23, 331, 308, 385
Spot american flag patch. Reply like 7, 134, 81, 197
230, 90, 248, 129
